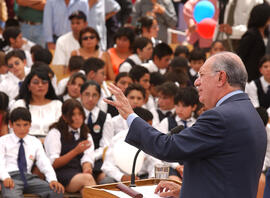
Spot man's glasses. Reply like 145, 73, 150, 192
31, 79, 49, 85
7, 61, 21, 69
82, 35, 96, 40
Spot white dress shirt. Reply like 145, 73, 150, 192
111, 114, 128, 136
101, 129, 160, 181
0, 67, 30, 101
57, 77, 69, 96
245, 76, 270, 108
52, 32, 80, 66
44, 127, 95, 166
11, 100, 62, 136
119, 54, 143, 73
150, 108, 175, 128
84, 106, 113, 160
0, 133, 57, 182
142, 60, 167, 75
156, 115, 196, 135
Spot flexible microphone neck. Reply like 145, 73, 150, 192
130, 149, 141, 187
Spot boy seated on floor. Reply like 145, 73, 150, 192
0, 107, 64, 197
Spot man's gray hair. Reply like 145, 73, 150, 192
211, 52, 248, 90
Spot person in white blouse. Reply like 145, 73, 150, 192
44, 99, 96, 193
80, 81, 113, 183
111, 84, 146, 136
0, 107, 64, 197
119, 37, 153, 73
245, 55, 270, 114
0, 50, 30, 101
101, 107, 160, 183
10, 67, 62, 137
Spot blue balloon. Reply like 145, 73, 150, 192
193, 0, 215, 23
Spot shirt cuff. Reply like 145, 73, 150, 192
127, 113, 138, 127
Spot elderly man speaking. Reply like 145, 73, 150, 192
105, 52, 267, 198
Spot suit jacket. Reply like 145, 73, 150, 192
237, 27, 266, 82
126, 93, 267, 198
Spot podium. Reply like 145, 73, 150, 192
82, 179, 182, 198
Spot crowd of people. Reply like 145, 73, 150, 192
0, 0, 270, 197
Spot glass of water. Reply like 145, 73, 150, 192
155, 164, 170, 179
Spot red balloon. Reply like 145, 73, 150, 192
197, 18, 217, 39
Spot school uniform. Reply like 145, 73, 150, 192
150, 108, 175, 127
44, 127, 95, 186
142, 60, 167, 75
84, 106, 113, 178
245, 76, 270, 109
111, 114, 128, 136
0, 67, 30, 101
0, 133, 62, 198
99, 95, 119, 118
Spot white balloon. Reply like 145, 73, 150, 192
113, 141, 145, 175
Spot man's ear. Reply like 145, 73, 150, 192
217, 71, 227, 87
192, 104, 197, 112
9, 38, 15, 46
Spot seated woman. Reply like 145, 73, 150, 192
0, 91, 9, 136
107, 27, 135, 75
119, 37, 153, 73
11, 66, 62, 137
80, 80, 113, 183
44, 99, 96, 193
59, 72, 86, 102
71, 27, 115, 81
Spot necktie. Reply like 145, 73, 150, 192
267, 85, 270, 96
18, 139, 28, 188
165, 111, 172, 117
182, 120, 187, 128
71, 131, 78, 140
227, 0, 237, 26
18, 81, 23, 88
87, 112, 93, 128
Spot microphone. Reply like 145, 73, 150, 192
129, 125, 185, 187
130, 149, 141, 187
169, 125, 185, 135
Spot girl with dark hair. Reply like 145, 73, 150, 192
0, 91, 9, 136
119, 37, 153, 73
71, 27, 115, 81
107, 27, 135, 75
60, 72, 86, 102
237, 3, 270, 82
11, 67, 62, 137
80, 80, 113, 183
135, 16, 161, 47
44, 99, 96, 193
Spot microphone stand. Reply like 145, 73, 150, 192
130, 149, 141, 187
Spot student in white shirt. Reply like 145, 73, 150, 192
129, 65, 155, 110
111, 83, 146, 136
59, 72, 86, 102
101, 107, 160, 183
80, 81, 113, 183
99, 72, 133, 117
44, 99, 96, 193
119, 37, 153, 73
245, 55, 270, 111
157, 87, 199, 181
0, 50, 30, 101
0, 107, 64, 197
151, 81, 178, 127
142, 43, 173, 75
11, 67, 62, 137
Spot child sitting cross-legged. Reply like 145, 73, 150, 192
0, 107, 64, 198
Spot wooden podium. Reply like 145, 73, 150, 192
82, 179, 181, 198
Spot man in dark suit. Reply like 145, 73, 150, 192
105, 52, 267, 198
